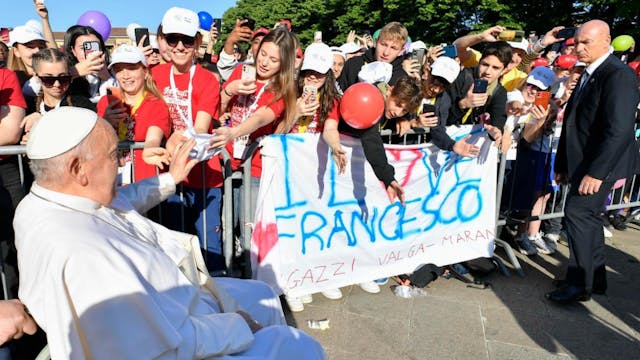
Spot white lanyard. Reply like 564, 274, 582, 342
240, 80, 270, 122
39, 98, 62, 115
169, 64, 196, 131
233, 80, 270, 159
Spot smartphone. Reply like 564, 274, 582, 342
303, 85, 317, 104
498, 30, 525, 42
363, 29, 371, 37
556, 27, 577, 42
442, 44, 458, 58
134, 28, 150, 47
411, 48, 425, 68
213, 18, 222, 34
314, 31, 322, 42
83, 40, 101, 58
422, 103, 436, 115
241, 64, 256, 81
534, 91, 550, 109
473, 79, 488, 93
243, 17, 256, 31
106, 87, 122, 101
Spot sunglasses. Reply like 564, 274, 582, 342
526, 84, 543, 92
38, 75, 72, 88
165, 34, 196, 48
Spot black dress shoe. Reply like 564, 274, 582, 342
546, 285, 591, 304
553, 279, 606, 295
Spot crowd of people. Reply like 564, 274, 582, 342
0, 0, 639, 358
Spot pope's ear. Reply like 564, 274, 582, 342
68, 156, 88, 186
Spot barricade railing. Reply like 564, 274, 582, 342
2, 131, 638, 297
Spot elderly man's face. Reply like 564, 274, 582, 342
83, 121, 121, 205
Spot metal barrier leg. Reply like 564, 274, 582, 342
494, 150, 525, 277
494, 238, 525, 277
221, 155, 235, 275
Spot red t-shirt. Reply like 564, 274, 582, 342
1, 69, 27, 160
289, 98, 340, 134
152, 63, 223, 188
223, 66, 285, 177
97, 93, 171, 181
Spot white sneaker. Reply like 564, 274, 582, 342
321, 288, 343, 300
543, 233, 559, 252
516, 234, 538, 256
359, 281, 381, 294
603, 226, 613, 238
531, 232, 554, 254
285, 296, 304, 312
300, 293, 313, 304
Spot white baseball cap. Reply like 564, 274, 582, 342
409, 40, 427, 52
161, 7, 199, 37
330, 46, 346, 60
9, 25, 45, 46
301, 43, 334, 74
508, 39, 529, 52
339, 42, 363, 55
27, 107, 98, 160
149, 34, 159, 50
108, 44, 147, 69
430, 57, 460, 84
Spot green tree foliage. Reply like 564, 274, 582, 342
222, 0, 638, 50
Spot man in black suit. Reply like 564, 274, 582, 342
547, 20, 640, 303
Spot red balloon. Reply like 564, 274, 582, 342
340, 83, 385, 129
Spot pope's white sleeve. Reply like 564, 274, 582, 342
116, 173, 176, 213
60, 249, 254, 359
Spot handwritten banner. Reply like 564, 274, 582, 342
251, 125, 497, 297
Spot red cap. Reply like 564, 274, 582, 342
531, 57, 549, 68
564, 37, 575, 46
252, 27, 270, 39
554, 54, 578, 70
279, 20, 291, 31
629, 61, 640, 75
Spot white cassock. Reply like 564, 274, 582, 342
15, 173, 325, 360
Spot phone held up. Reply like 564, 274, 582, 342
556, 27, 577, 42
534, 91, 551, 110
473, 79, 489, 93
83, 41, 101, 59
241, 64, 256, 82
303, 85, 317, 104
213, 18, 222, 34
497, 30, 525, 42
134, 28, 150, 47
422, 103, 436, 115
242, 17, 256, 31
441, 44, 457, 58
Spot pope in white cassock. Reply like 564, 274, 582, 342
14, 107, 325, 359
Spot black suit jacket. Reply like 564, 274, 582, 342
555, 54, 640, 183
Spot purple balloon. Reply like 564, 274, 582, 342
77, 10, 112, 41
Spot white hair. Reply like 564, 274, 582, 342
29, 128, 96, 186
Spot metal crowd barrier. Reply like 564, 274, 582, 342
2, 131, 640, 297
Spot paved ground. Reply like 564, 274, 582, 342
284, 222, 640, 360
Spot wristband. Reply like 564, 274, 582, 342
223, 88, 233, 97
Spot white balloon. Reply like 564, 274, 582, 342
126, 23, 142, 41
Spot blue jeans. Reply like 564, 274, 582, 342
165, 186, 223, 271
